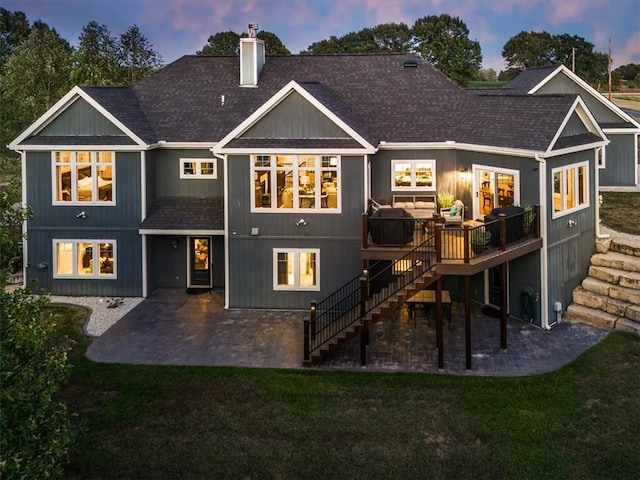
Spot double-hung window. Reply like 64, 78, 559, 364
53, 151, 114, 204
273, 249, 319, 291
392, 160, 436, 190
552, 161, 589, 217
180, 158, 217, 179
252, 155, 339, 211
53, 240, 116, 278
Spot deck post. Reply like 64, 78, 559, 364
435, 224, 443, 263
362, 213, 369, 249
498, 214, 507, 251
464, 275, 472, 371
303, 318, 310, 363
463, 224, 470, 263
360, 271, 369, 366
436, 276, 444, 370
500, 262, 508, 350
534, 204, 541, 238
310, 301, 317, 341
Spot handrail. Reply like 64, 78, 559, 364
304, 235, 437, 362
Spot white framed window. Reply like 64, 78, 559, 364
552, 161, 589, 217
53, 240, 116, 279
273, 248, 319, 291
596, 147, 605, 169
392, 159, 436, 190
252, 155, 339, 212
180, 158, 217, 179
52, 151, 114, 204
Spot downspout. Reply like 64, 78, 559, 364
364, 154, 370, 209
534, 153, 550, 329
140, 150, 148, 297
595, 147, 609, 240
19, 150, 27, 287
212, 150, 229, 310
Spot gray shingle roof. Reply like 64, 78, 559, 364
507, 66, 559, 93
140, 197, 224, 230
68, 54, 593, 153
19, 135, 137, 145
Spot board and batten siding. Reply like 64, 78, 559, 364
152, 149, 223, 197
545, 150, 597, 323
599, 133, 638, 186
241, 91, 349, 139
25, 151, 144, 296
227, 154, 365, 309
35, 97, 128, 138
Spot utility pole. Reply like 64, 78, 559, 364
572, 47, 575, 72
608, 38, 612, 100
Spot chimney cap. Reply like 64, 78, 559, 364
248, 23, 259, 37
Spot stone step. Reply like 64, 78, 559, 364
588, 265, 640, 289
581, 277, 640, 305
616, 317, 640, 336
573, 286, 635, 317
591, 252, 640, 273
566, 303, 618, 329
610, 237, 640, 257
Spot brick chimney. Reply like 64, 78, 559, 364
240, 23, 265, 87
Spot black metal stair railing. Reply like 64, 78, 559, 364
304, 235, 437, 363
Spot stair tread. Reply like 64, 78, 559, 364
591, 252, 640, 272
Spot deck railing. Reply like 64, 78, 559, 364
304, 235, 437, 362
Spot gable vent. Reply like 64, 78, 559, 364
403, 59, 418, 68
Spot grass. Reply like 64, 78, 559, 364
600, 191, 640, 235
50, 305, 640, 479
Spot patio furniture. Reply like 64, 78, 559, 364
484, 205, 524, 245
440, 200, 464, 227
368, 208, 414, 245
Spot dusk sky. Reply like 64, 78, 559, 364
5, 0, 639, 72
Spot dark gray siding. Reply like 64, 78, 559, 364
546, 150, 597, 323
144, 151, 157, 210
371, 150, 456, 204
25, 151, 144, 296
26, 229, 142, 296
509, 252, 543, 326
599, 133, 637, 186
242, 92, 348, 139
227, 154, 364, 308
563, 112, 590, 136
153, 149, 223, 197
37, 98, 124, 137
536, 75, 621, 123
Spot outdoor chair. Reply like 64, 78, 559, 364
440, 200, 464, 227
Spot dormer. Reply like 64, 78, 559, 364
240, 23, 265, 87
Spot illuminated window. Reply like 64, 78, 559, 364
180, 158, 217, 179
392, 160, 436, 190
252, 155, 339, 212
552, 161, 589, 217
273, 248, 319, 291
53, 151, 114, 204
53, 240, 116, 278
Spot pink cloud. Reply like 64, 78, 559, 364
549, 0, 583, 25
614, 31, 640, 68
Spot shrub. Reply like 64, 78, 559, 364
437, 191, 455, 209
471, 228, 491, 245
0, 283, 74, 478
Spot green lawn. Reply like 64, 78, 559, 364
52, 305, 640, 479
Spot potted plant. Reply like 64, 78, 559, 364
437, 191, 455, 213
470, 228, 492, 254
522, 204, 535, 235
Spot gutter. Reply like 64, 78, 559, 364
534, 153, 550, 329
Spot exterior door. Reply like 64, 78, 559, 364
473, 166, 520, 219
189, 237, 212, 287
486, 264, 509, 310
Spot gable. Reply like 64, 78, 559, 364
560, 111, 590, 137
36, 97, 125, 137
240, 91, 349, 139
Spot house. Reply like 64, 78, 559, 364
497, 65, 639, 188
10, 30, 610, 365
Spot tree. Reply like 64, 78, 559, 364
0, 8, 31, 74
305, 23, 411, 54
411, 14, 482, 85
72, 20, 119, 85
0, 284, 74, 478
197, 30, 240, 55
197, 29, 290, 55
118, 24, 163, 84
0, 22, 73, 155
613, 63, 640, 81
0, 180, 31, 273
479, 68, 497, 82
502, 31, 608, 86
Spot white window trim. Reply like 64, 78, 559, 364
180, 158, 218, 179
52, 239, 117, 279
251, 154, 340, 213
51, 151, 115, 205
596, 147, 605, 169
273, 248, 320, 291
391, 159, 437, 191
551, 161, 590, 219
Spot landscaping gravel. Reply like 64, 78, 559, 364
49, 295, 144, 337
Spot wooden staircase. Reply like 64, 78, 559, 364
566, 235, 640, 335
304, 269, 437, 366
